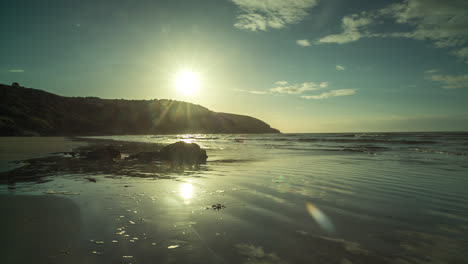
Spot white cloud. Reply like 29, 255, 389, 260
296, 39, 311, 47
232, 0, 319, 31
377, 0, 468, 48
318, 14, 373, 44
270, 81, 328, 94
8, 69, 24, 73
275, 80, 288, 86
453, 47, 468, 63
454, 47, 468, 57
424, 68, 440, 74
317, 0, 468, 58
236, 80, 357, 101
336, 65, 345, 70
428, 73, 468, 89
234, 88, 270, 94
249, 90, 269, 94
301, 89, 356, 99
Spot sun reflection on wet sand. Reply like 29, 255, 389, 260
180, 182, 194, 201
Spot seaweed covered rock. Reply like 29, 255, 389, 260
159, 141, 207, 165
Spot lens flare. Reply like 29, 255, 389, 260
306, 202, 335, 233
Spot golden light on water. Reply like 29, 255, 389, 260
175, 69, 200, 96
179, 134, 195, 144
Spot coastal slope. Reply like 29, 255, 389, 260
0, 84, 280, 136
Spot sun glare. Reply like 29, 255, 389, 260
175, 69, 200, 95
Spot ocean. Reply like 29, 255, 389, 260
1, 132, 467, 263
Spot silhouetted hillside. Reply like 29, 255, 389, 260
0, 84, 280, 136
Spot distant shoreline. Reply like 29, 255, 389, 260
0, 84, 280, 136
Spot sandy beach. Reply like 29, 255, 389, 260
3, 0, 468, 262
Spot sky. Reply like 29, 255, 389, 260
1, 0, 468, 132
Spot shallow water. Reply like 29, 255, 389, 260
1, 133, 468, 263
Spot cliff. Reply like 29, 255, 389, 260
0, 84, 280, 136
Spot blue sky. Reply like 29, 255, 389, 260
1, 0, 467, 132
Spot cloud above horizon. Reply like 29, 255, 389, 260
235, 80, 355, 100
318, 14, 373, 44
316, 0, 468, 60
234, 88, 270, 95
296, 39, 311, 47
232, 0, 319, 31
336, 65, 345, 70
301, 89, 357, 99
8, 69, 25, 73
453, 47, 468, 63
427, 73, 468, 89
270, 80, 328, 94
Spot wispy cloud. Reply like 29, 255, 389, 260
234, 88, 270, 95
275, 80, 288, 86
296, 39, 311, 47
428, 73, 468, 89
316, 0, 468, 60
424, 68, 440, 74
301, 89, 356, 99
318, 14, 373, 44
453, 47, 468, 63
376, 0, 468, 48
270, 81, 328, 94
8, 69, 24, 73
232, 0, 319, 31
336, 65, 345, 71
236, 80, 356, 100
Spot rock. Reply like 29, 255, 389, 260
85, 146, 121, 161
159, 141, 207, 165
206, 203, 226, 210
211, 203, 226, 210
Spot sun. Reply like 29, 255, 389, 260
175, 69, 200, 95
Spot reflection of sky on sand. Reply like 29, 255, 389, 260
2, 161, 468, 264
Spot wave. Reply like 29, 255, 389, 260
409, 148, 468, 156
174, 136, 220, 140
297, 138, 437, 145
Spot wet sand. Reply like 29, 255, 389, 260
0, 137, 88, 172
0, 137, 171, 183
0, 195, 81, 264
1, 135, 467, 263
